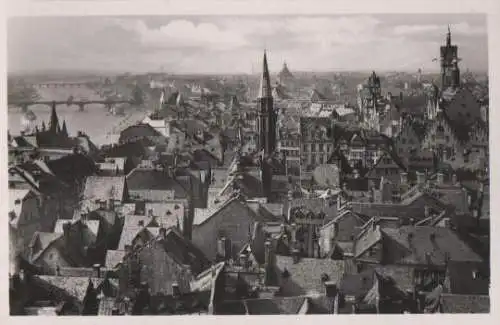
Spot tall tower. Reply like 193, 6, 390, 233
257, 50, 277, 156
440, 26, 460, 89
49, 101, 60, 134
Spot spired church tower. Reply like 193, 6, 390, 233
440, 26, 461, 90
257, 50, 277, 156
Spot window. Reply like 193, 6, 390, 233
319, 143, 324, 152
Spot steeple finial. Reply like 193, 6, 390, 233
258, 50, 272, 99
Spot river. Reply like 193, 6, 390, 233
8, 85, 149, 147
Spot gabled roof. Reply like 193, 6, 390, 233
117, 226, 160, 250
274, 256, 345, 295
83, 176, 126, 202
353, 221, 383, 258
105, 250, 126, 269
119, 123, 164, 143
194, 196, 258, 226
35, 276, 104, 304
29, 232, 63, 262
53, 219, 101, 247
126, 168, 188, 198
382, 226, 483, 265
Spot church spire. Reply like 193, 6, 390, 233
446, 25, 451, 46
258, 50, 272, 99
49, 101, 59, 134
61, 120, 68, 137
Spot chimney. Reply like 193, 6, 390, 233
424, 206, 430, 218
172, 282, 181, 297
416, 171, 425, 185
291, 248, 300, 264
264, 240, 272, 266
217, 237, 228, 260
93, 264, 101, 278
437, 172, 444, 185
159, 227, 167, 240
332, 221, 339, 240
62, 222, 71, 246
125, 245, 133, 255
400, 172, 408, 185
291, 223, 297, 245
324, 281, 338, 297
107, 199, 114, 211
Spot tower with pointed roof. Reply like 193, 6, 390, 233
440, 26, 460, 89
49, 101, 60, 134
257, 50, 277, 156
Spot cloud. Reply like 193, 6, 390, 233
393, 22, 486, 36
114, 19, 249, 51
7, 15, 488, 73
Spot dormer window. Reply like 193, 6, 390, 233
14, 199, 21, 205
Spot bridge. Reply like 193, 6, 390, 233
10, 99, 132, 113
31, 82, 91, 89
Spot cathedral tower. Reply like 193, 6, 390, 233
440, 26, 461, 89
257, 50, 277, 156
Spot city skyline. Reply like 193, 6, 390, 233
8, 14, 488, 74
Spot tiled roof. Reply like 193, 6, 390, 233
289, 197, 337, 220
382, 226, 483, 266
275, 256, 345, 295
123, 213, 181, 232
228, 296, 309, 315
29, 232, 63, 261
117, 226, 160, 250
83, 176, 126, 202
353, 222, 382, 258
35, 275, 104, 303
194, 196, 258, 226
119, 123, 164, 143
339, 269, 376, 299
374, 265, 414, 292
105, 250, 126, 269
440, 294, 490, 313
126, 168, 188, 198
53, 219, 101, 247
155, 228, 210, 275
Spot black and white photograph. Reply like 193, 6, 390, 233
5, 1, 493, 316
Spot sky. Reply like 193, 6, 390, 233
7, 14, 488, 74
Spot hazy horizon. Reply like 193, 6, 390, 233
8, 14, 488, 75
